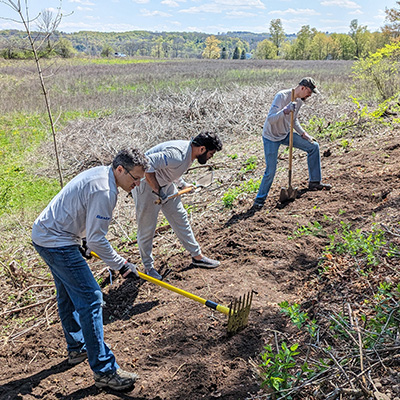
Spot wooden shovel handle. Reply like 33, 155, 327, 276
288, 88, 295, 187
154, 186, 194, 204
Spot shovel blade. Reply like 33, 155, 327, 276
196, 171, 214, 188
279, 186, 298, 203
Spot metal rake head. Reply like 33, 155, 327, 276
227, 291, 253, 334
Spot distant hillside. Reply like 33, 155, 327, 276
0, 29, 270, 58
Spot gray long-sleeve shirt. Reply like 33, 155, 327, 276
263, 89, 306, 141
145, 140, 193, 188
32, 165, 126, 270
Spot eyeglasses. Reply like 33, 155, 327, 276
123, 166, 141, 182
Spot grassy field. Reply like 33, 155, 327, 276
0, 58, 357, 216
2, 57, 400, 399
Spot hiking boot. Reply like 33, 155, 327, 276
191, 256, 220, 269
94, 368, 139, 391
145, 267, 162, 280
68, 350, 88, 365
252, 202, 264, 211
308, 181, 332, 191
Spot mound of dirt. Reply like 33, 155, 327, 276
1, 127, 400, 400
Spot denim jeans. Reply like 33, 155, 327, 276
255, 133, 322, 205
33, 242, 118, 375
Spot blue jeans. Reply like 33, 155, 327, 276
255, 133, 322, 205
33, 242, 118, 375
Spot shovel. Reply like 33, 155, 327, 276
155, 171, 213, 204
279, 88, 298, 203
90, 251, 252, 334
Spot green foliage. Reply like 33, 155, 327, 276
352, 41, 400, 100
259, 342, 300, 394
306, 116, 353, 141
351, 94, 400, 125
255, 39, 277, 60
290, 221, 326, 238
279, 301, 308, 329
325, 222, 398, 266
0, 110, 101, 216
222, 179, 260, 208
240, 155, 257, 173
364, 283, 400, 346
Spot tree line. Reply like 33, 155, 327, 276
1, 1, 400, 61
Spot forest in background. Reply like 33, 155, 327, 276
0, 14, 396, 61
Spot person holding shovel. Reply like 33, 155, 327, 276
253, 77, 331, 210
31, 149, 148, 391
132, 131, 223, 281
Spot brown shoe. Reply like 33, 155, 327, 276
308, 181, 332, 191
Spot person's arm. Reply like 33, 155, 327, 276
145, 171, 161, 193
85, 190, 126, 271
266, 92, 289, 125
293, 104, 315, 142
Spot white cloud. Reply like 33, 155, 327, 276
132, 0, 150, 4
161, 0, 179, 6
320, 0, 361, 10
68, 0, 95, 5
269, 8, 320, 16
77, 6, 93, 11
226, 11, 258, 17
349, 9, 363, 15
140, 8, 172, 17
215, 0, 265, 7
179, 4, 223, 13
161, 0, 186, 5
179, 0, 265, 13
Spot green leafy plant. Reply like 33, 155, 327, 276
291, 221, 326, 238
240, 155, 257, 173
279, 301, 308, 329
259, 342, 300, 394
222, 179, 260, 208
325, 222, 398, 266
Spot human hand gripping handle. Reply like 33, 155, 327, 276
119, 261, 139, 278
79, 238, 92, 259
153, 186, 169, 205
283, 102, 296, 115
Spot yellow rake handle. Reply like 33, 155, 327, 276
138, 270, 230, 315
90, 251, 230, 316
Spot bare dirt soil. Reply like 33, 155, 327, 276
1, 126, 400, 400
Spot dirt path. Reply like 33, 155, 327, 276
1, 128, 400, 399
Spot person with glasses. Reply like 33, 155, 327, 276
253, 77, 331, 210
32, 148, 148, 391
132, 132, 223, 280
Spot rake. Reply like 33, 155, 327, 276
139, 270, 253, 334
91, 252, 252, 334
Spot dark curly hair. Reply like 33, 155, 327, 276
112, 148, 149, 171
191, 131, 223, 152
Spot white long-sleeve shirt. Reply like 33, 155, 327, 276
32, 165, 126, 270
145, 140, 193, 188
262, 89, 306, 141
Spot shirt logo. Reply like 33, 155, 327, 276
96, 215, 111, 220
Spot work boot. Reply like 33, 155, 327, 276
94, 368, 139, 391
145, 267, 162, 280
308, 181, 332, 191
68, 350, 88, 365
191, 256, 220, 269
251, 202, 264, 211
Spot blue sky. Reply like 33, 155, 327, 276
0, 0, 397, 35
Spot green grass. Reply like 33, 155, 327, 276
0, 110, 103, 216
